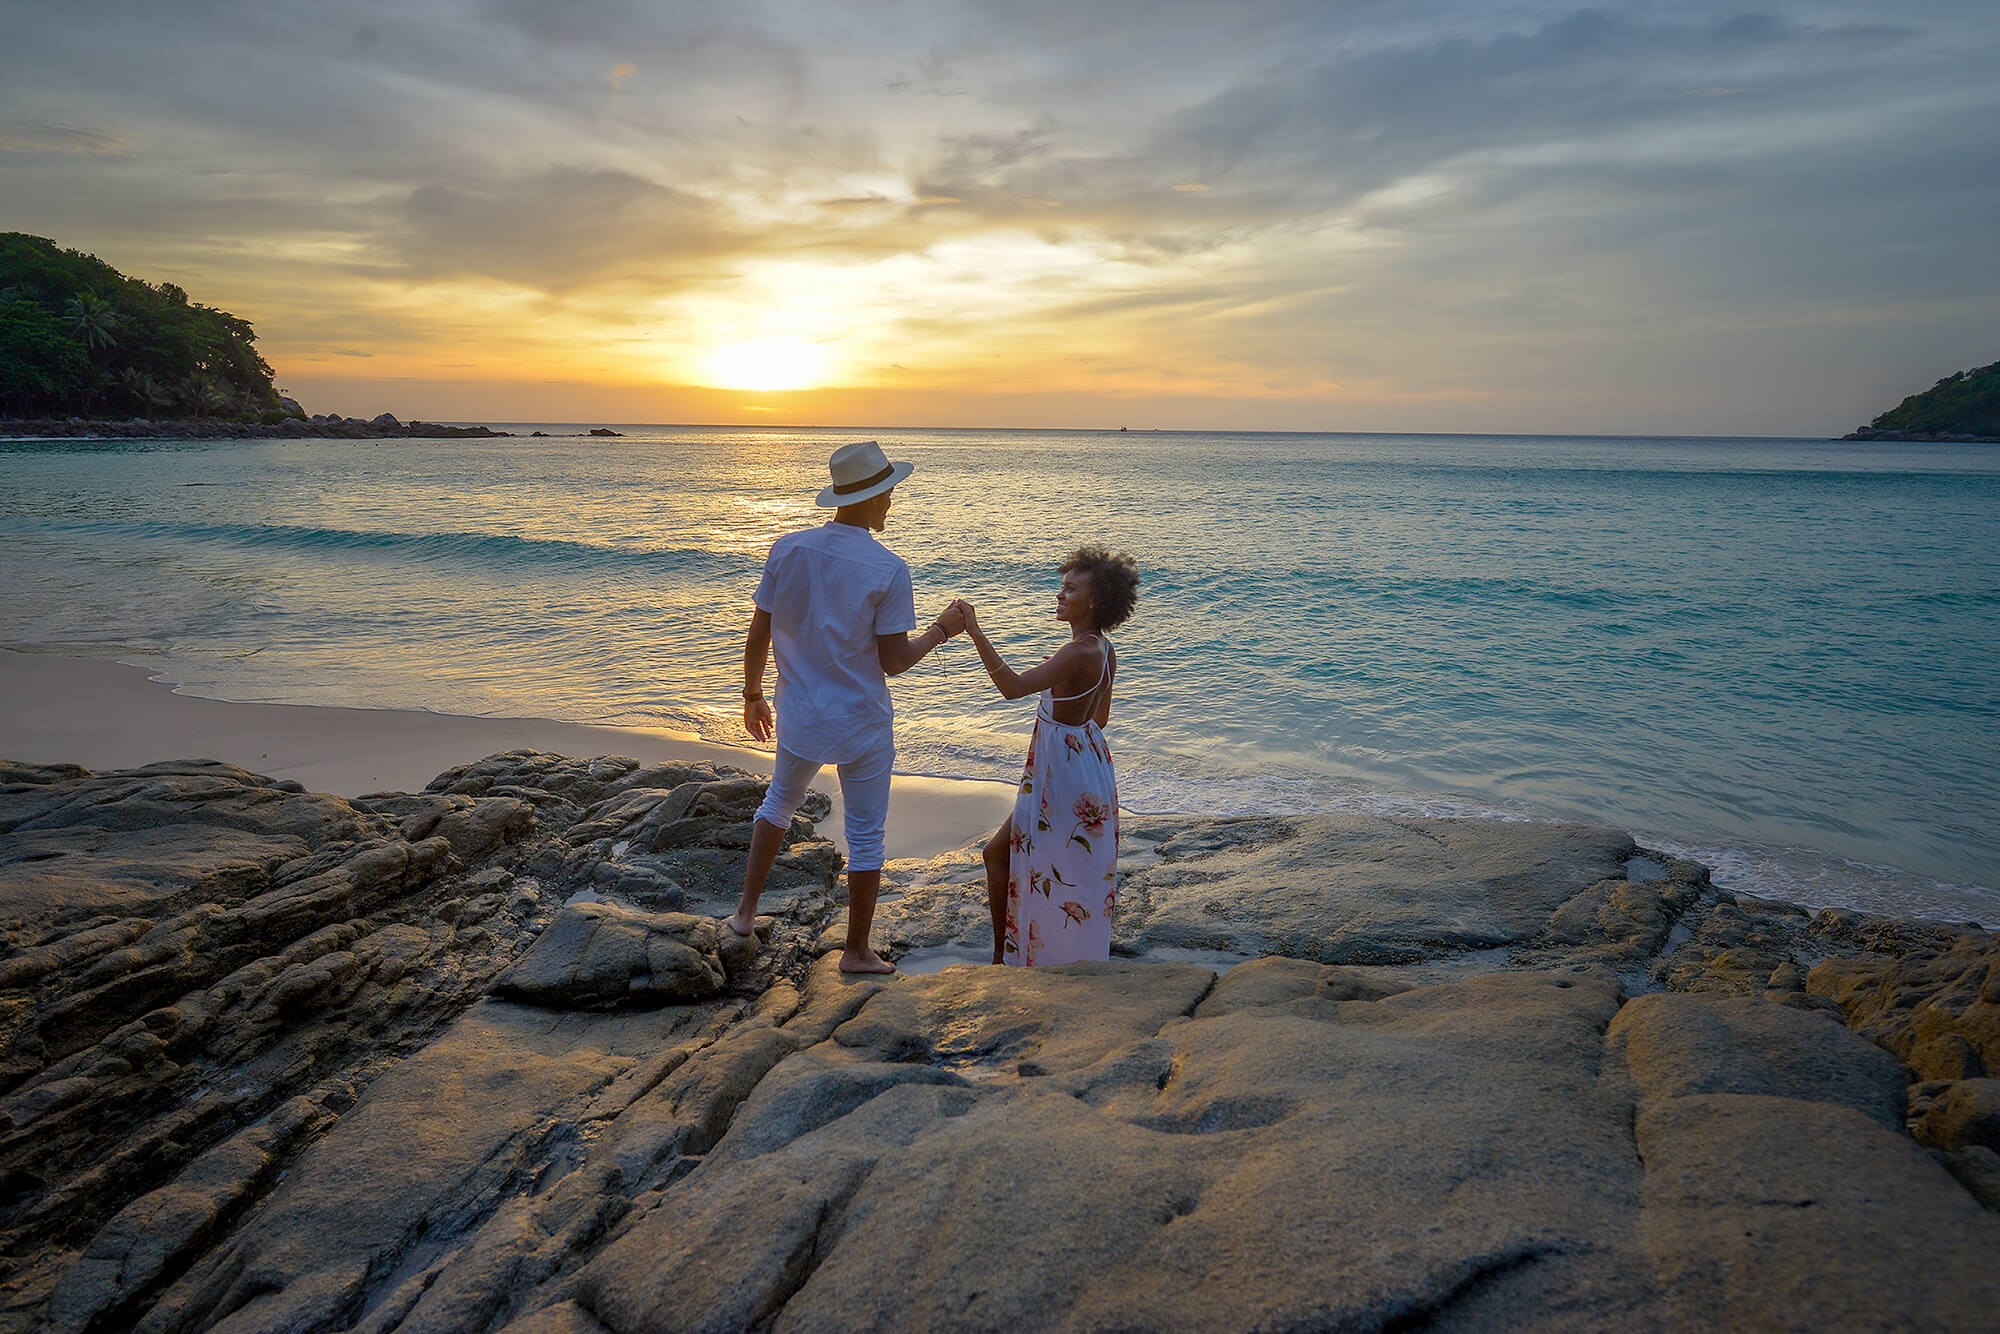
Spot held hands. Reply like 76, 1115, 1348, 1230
936, 599, 969, 638
947, 597, 979, 635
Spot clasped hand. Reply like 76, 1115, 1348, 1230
938, 597, 978, 637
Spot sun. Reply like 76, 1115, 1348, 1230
702, 338, 825, 391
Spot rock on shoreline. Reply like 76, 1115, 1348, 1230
1, 751, 1994, 1332
1842, 425, 2000, 444
0, 415, 512, 440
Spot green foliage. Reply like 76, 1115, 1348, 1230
1871, 361, 2000, 436
0, 233, 281, 418
0, 300, 91, 408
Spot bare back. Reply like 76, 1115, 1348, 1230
1047, 635, 1113, 726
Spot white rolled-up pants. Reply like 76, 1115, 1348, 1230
753, 741, 893, 873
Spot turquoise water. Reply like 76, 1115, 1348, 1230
2, 427, 1995, 924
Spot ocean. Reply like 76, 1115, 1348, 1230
2, 426, 1995, 925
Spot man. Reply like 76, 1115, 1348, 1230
726, 440, 964, 974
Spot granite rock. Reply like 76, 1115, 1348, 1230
1912, 1078, 2000, 1152
1809, 930, 2000, 1080
5, 751, 1996, 1334
558, 962, 1998, 1334
0, 749, 841, 1332
492, 902, 727, 1008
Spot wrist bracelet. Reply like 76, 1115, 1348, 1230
742, 687, 764, 701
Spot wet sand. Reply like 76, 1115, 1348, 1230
0, 648, 1014, 861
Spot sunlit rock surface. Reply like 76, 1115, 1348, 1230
2, 751, 1994, 1333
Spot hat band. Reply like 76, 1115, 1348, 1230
831, 463, 895, 495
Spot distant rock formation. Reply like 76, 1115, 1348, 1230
1846, 360, 2000, 442
2, 752, 1995, 1332
588, 427, 623, 437
0, 415, 511, 439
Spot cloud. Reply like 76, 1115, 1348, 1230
0, 120, 127, 156
382, 166, 734, 291
1, 1, 1996, 431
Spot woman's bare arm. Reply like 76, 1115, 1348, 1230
962, 604, 1099, 701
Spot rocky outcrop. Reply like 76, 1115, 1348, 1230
1808, 930, 1999, 1080
2, 753, 1995, 1333
1844, 426, 2000, 443
0, 750, 846, 1333
0, 417, 511, 440
1845, 359, 2000, 442
871, 813, 1968, 1002
492, 903, 729, 1008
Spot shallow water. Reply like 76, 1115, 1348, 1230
2, 426, 1995, 924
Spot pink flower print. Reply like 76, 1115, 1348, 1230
1072, 793, 1110, 836
1104, 888, 1117, 916
1060, 900, 1090, 928
1028, 920, 1043, 963
1064, 734, 1084, 754
1008, 825, 1028, 854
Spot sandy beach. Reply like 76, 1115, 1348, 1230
0, 648, 1013, 862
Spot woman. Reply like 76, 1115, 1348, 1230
957, 546, 1139, 966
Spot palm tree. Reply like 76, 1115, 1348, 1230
117, 367, 150, 414
141, 375, 174, 416
192, 379, 228, 417
64, 293, 119, 351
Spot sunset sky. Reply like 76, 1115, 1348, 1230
4, 1, 1997, 435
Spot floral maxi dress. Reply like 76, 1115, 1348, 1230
1004, 642, 1117, 966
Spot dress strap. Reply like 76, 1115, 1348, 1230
1048, 636, 1111, 703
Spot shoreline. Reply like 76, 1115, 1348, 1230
0, 415, 511, 440
6, 647, 1993, 929
0, 648, 1015, 862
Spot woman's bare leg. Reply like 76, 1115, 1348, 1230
982, 819, 1013, 964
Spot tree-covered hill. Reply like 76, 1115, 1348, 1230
0, 233, 286, 419
1855, 361, 2000, 440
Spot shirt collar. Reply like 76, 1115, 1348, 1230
822, 519, 878, 544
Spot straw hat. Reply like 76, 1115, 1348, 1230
815, 440, 914, 507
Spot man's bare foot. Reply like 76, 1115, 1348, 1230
839, 947, 897, 975
723, 912, 758, 938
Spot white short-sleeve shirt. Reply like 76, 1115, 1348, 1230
754, 521, 918, 763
